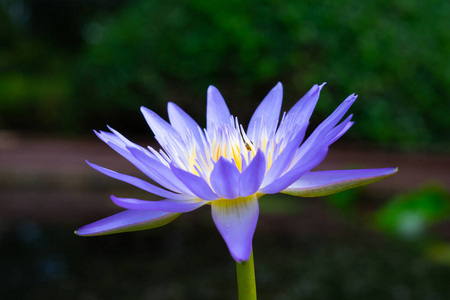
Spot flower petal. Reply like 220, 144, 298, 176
247, 82, 283, 141
86, 161, 191, 201
111, 195, 206, 212
211, 196, 259, 262
282, 167, 398, 197
207, 85, 231, 130
286, 82, 325, 125
299, 94, 356, 150
95, 129, 163, 178
141, 106, 181, 143
328, 121, 353, 145
210, 158, 241, 199
261, 130, 304, 187
260, 148, 328, 194
126, 146, 195, 196
167, 102, 205, 147
75, 210, 180, 236
291, 94, 356, 166
171, 165, 219, 200
313, 114, 354, 148
239, 150, 266, 197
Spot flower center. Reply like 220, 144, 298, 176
208, 122, 256, 172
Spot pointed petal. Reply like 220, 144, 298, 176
247, 82, 283, 141
126, 146, 194, 196
94, 129, 162, 179
111, 196, 206, 212
292, 94, 356, 164
95, 129, 130, 151
261, 130, 304, 187
317, 114, 354, 147
210, 158, 241, 199
86, 161, 191, 201
75, 210, 180, 236
286, 82, 325, 124
171, 165, 219, 200
261, 148, 328, 194
141, 106, 180, 141
239, 150, 266, 197
282, 168, 398, 197
211, 196, 259, 262
207, 85, 231, 130
328, 121, 353, 145
94, 128, 195, 195
167, 102, 205, 147
301, 94, 356, 147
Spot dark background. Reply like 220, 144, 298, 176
0, 0, 449, 299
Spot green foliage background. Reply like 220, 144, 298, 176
1, 0, 449, 150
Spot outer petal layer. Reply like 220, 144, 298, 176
86, 161, 191, 200
141, 106, 180, 142
260, 148, 329, 194
211, 195, 259, 262
75, 210, 181, 236
111, 196, 206, 212
282, 167, 398, 197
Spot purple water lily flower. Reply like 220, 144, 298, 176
75, 83, 397, 262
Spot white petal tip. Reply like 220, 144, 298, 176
140, 106, 152, 114
207, 85, 219, 92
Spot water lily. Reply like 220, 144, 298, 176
75, 82, 397, 264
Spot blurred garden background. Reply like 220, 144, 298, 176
0, 0, 449, 299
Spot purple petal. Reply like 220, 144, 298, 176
261, 130, 304, 187
239, 150, 266, 197
211, 195, 259, 262
107, 126, 148, 152
141, 106, 180, 141
260, 148, 328, 194
86, 161, 191, 201
207, 85, 231, 130
171, 165, 219, 200
111, 195, 206, 212
319, 114, 354, 147
301, 94, 356, 147
282, 167, 398, 197
167, 102, 205, 147
292, 94, 356, 165
286, 82, 325, 125
126, 146, 194, 196
328, 121, 353, 145
95, 129, 127, 149
247, 82, 283, 141
75, 210, 180, 236
95, 129, 159, 176
95, 128, 189, 194
210, 158, 241, 199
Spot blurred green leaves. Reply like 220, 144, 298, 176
72, 0, 450, 149
1, 0, 449, 150
373, 185, 450, 240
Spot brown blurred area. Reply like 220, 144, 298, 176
1, 133, 448, 224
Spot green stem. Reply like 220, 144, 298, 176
236, 250, 257, 300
